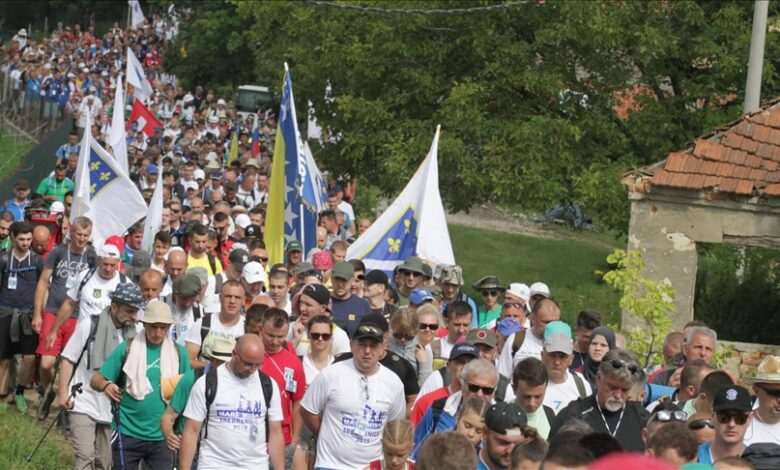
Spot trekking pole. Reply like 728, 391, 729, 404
113, 402, 127, 470
25, 382, 82, 462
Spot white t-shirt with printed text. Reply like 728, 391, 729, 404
183, 364, 284, 469
67, 270, 123, 319
497, 330, 544, 379
543, 370, 593, 414
301, 360, 406, 470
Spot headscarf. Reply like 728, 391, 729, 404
581, 326, 616, 390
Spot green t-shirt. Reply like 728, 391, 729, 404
525, 407, 551, 440
0, 238, 9, 251
36, 176, 74, 202
477, 305, 502, 328
99, 340, 191, 441
169, 366, 209, 434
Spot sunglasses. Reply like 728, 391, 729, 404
356, 274, 366, 281
481, 290, 500, 298
758, 386, 780, 398
504, 302, 524, 309
419, 323, 439, 331
688, 419, 714, 431
716, 412, 749, 425
400, 270, 420, 278
652, 410, 688, 423
250, 256, 269, 263
609, 359, 639, 375
356, 325, 384, 337
393, 333, 415, 341
467, 383, 495, 396
310, 333, 332, 341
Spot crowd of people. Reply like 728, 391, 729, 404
2, 11, 780, 470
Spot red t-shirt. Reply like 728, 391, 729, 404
261, 348, 306, 444
410, 386, 452, 427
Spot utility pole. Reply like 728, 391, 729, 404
744, 0, 769, 114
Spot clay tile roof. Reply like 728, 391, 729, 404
644, 98, 780, 198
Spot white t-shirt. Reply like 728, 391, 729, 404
543, 370, 592, 414
183, 364, 284, 470
432, 337, 456, 360
185, 314, 245, 361
744, 413, 780, 446
338, 200, 355, 223
68, 270, 123, 319
497, 330, 544, 378
289, 322, 350, 357
160, 277, 173, 298
61, 315, 140, 423
302, 353, 335, 386
168, 299, 199, 346
301, 360, 406, 470
202, 273, 228, 314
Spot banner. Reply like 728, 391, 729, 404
141, 157, 164, 253
107, 75, 129, 174
129, 100, 162, 138
129, 0, 146, 29
126, 47, 153, 102
346, 125, 455, 273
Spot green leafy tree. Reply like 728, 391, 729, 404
603, 249, 674, 367
162, 1, 780, 233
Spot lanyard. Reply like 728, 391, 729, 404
265, 354, 289, 398
9, 250, 30, 273
66, 249, 86, 275
597, 403, 625, 438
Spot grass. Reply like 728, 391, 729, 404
0, 129, 31, 182
449, 223, 622, 327
0, 409, 74, 469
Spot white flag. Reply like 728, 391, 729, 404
126, 47, 153, 102
141, 158, 163, 253
108, 75, 129, 174
71, 113, 148, 244
129, 0, 146, 29
347, 125, 454, 272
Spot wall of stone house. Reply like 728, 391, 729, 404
718, 340, 780, 385
624, 191, 780, 332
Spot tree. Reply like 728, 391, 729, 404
163, 1, 780, 233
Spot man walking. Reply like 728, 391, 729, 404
301, 315, 406, 470
185, 280, 246, 368
330, 261, 370, 337
60, 283, 144, 470
477, 402, 529, 470
90, 300, 191, 470
179, 334, 284, 470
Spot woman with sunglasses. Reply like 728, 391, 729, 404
389, 309, 433, 387
577, 326, 616, 391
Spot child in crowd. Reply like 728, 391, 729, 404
366, 419, 415, 470
454, 397, 491, 450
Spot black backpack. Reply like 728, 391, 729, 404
201, 366, 274, 442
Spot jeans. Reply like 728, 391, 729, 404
112, 434, 173, 470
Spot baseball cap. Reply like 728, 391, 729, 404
544, 320, 572, 339
529, 282, 551, 298
332, 261, 355, 280
294, 261, 315, 276
544, 333, 573, 355
439, 264, 464, 286
467, 328, 498, 349
364, 270, 389, 287
496, 318, 522, 337
182, 181, 198, 192
15, 179, 30, 190
49, 201, 65, 213
409, 288, 435, 306
245, 225, 262, 238
98, 243, 121, 259
398, 256, 425, 275
286, 240, 303, 252
141, 300, 175, 324
353, 313, 388, 342
313, 251, 335, 270
505, 283, 531, 302
147, 164, 159, 175
449, 342, 480, 362
485, 402, 528, 435
173, 273, 202, 298
234, 214, 251, 229
228, 248, 250, 270
109, 283, 146, 310
712, 385, 752, 412
242, 261, 267, 285
193, 169, 205, 181
301, 283, 330, 306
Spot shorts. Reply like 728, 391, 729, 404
37, 312, 77, 357
0, 313, 39, 359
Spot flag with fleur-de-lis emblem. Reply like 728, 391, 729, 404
347, 126, 454, 275
71, 113, 148, 244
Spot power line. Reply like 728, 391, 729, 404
302, 0, 531, 16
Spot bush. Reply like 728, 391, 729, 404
695, 244, 780, 344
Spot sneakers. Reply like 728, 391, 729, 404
37, 390, 56, 420
15, 393, 27, 413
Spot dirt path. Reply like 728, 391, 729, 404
446, 204, 621, 251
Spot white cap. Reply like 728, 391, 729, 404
183, 93, 194, 103
182, 181, 198, 192
208, 115, 219, 124
98, 243, 121, 259
217, 98, 226, 106
242, 261, 267, 285
49, 201, 65, 213
234, 214, 251, 229
193, 169, 205, 181
529, 282, 551, 298
506, 283, 531, 302
206, 151, 218, 162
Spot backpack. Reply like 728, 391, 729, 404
511, 328, 527, 357
202, 366, 274, 442
572, 372, 587, 398
206, 253, 218, 276
162, 293, 203, 322
198, 314, 213, 359
213, 274, 224, 296
430, 396, 448, 431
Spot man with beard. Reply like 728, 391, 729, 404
550, 349, 649, 451
477, 402, 529, 470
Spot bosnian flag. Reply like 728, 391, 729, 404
126, 47, 153, 102
107, 75, 129, 174
129, 100, 162, 137
346, 126, 455, 273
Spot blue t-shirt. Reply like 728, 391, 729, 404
698, 441, 713, 465
331, 295, 371, 337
